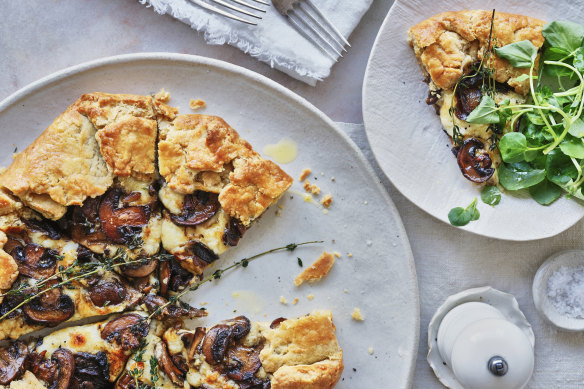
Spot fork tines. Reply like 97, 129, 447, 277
188, 0, 269, 25
274, 0, 350, 61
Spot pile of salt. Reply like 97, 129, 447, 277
547, 265, 584, 319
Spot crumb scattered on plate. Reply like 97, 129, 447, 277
303, 180, 321, 195
352, 308, 364, 321
344, 289, 348, 293
154, 88, 170, 103
368, 347, 374, 355
299, 168, 311, 181
189, 98, 206, 110
294, 251, 335, 286
347, 253, 353, 258
333, 251, 341, 258
307, 294, 315, 301
321, 193, 333, 208
292, 298, 299, 305
280, 296, 287, 305
331, 176, 335, 182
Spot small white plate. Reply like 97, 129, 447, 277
533, 250, 584, 331
427, 286, 534, 389
362, 0, 584, 240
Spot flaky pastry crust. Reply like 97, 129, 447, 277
158, 114, 293, 226
260, 310, 343, 389
408, 10, 545, 94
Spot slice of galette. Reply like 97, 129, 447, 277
408, 10, 545, 185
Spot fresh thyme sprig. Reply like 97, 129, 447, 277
449, 9, 498, 146
146, 241, 323, 321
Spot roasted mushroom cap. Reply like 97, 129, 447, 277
225, 346, 262, 382
69, 197, 108, 244
201, 324, 235, 365
70, 351, 110, 389
121, 259, 157, 278
99, 188, 150, 245
174, 241, 219, 275
101, 313, 149, 351
0, 291, 26, 320
170, 191, 220, 227
186, 327, 206, 363
454, 74, 483, 121
11, 244, 58, 279
44, 348, 76, 389
23, 285, 75, 326
223, 218, 246, 247
456, 138, 495, 183
269, 317, 287, 329
157, 342, 187, 386
88, 279, 127, 307
159, 256, 195, 296
225, 316, 251, 340
0, 341, 28, 385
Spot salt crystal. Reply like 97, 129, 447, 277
547, 265, 584, 319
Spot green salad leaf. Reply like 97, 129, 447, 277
499, 162, 546, 190
465, 96, 500, 124
481, 186, 502, 206
529, 179, 563, 205
495, 40, 538, 68
499, 132, 527, 163
542, 21, 584, 52
448, 198, 480, 227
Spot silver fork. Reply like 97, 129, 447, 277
188, 0, 270, 25
272, 0, 350, 61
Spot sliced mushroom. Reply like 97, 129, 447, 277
456, 138, 495, 183
23, 285, 74, 326
22, 218, 62, 240
169, 191, 219, 227
158, 260, 170, 297
201, 324, 234, 365
0, 290, 26, 319
69, 197, 108, 244
11, 244, 58, 279
238, 378, 271, 389
186, 327, 206, 362
114, 372, 133, 389
99, 188, 150, 245
101, 313, 149, 351
223, 218, 246, 247
225, 345, 262, 382
0, 341, 28, 385
454, 77, 483, 121
269, 317, 287, 329
121, 259, 157, 278
223, 316, 251, 340
157, 342, 186, 386
49, 348, 76, 389
142, 295, 207, 321
174, 241, 219, 274
88, 279, 127, 307
70, 351, 110, 389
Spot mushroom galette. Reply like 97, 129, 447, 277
0, 92, 293, 340
408, 10, 545, 185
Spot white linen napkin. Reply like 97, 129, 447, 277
139, 0, 373, 85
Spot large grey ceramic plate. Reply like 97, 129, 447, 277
0, 53, 419, 387
363, 0, 584, 241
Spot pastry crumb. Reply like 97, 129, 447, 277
307, 294, 314, 301
292, 298, 299, 305
200, 302, 208, 306
299, 168, 311, 181
322, 209, 329, 215
352, 308, 364, 321
154, 88, 170, 103
232, 292, 240, 298
280, 296, 287, 305
278, 204, 284, 209
368, 347, 374, 355
275, 209, 281, 217
303, 180, 321, 195
363, 200, 368, 205
189, 98, 206, 110
321, 194, 332, 208
331, 177, 335, 182
294, 251, 335, 286
347, 253, 353, 258
333, 251, 341, 258
344, 289, 348, 293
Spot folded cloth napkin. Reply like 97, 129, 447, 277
139, 0, 373, 85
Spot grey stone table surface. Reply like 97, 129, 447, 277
3, 0, 584, 387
